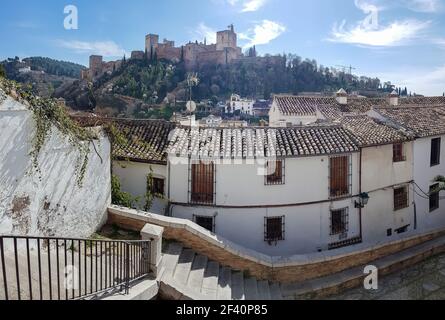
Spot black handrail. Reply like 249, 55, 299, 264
0, 235, 151, 300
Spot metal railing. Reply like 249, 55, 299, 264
0, 235, 151, 300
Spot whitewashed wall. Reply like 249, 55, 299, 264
112, 161, 168, 215
413, 136, 445, 233
168, 154, 362, 255
361, 143, 415, 244
268, 102, 317, 127
0, 96, 111, 238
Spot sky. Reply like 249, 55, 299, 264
0, 0, 444, 95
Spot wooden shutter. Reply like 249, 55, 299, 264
330, 156, 349, 197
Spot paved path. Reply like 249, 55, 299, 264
327, 254, 445, 300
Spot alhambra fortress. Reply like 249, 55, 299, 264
81, 25, 253, 81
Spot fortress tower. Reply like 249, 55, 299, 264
89, 55, 103, 78
216, 24, 237, 51
145, 34, 159, 58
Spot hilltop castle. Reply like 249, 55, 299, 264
81, 25, 245, 81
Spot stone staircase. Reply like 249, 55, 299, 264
156, 233, 445, 300
157, 243, 284, 300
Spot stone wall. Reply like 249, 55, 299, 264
107, 206, 445, 283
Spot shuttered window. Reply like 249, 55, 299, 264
190, 161, 215, 205
393, 143, 405, 162
265, 160, 285, 185
394, 186, 409, 211
431, 138, 441, 167
430, 184, 440, 212
330, 156, 350, 198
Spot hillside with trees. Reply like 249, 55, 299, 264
90, 54, 403, 106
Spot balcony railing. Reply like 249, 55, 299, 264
0, 235, 151, 300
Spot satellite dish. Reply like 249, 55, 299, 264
186, 101, 197, 113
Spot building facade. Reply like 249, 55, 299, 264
75, 93, 445, 257
226, 94, 254, 116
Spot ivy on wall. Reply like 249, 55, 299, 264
0, 78, 98, 186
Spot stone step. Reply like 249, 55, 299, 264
244, 277, 259, 300
217, 266, 232, 300
201, 261, 219, 299
231, 271, 245, 300
173, 249, 196, 286
160, 243, 183, 280
269, 282, 283, 300
187, 255, 208, 290
281, 233, 445, 299
257, 280, 271, 300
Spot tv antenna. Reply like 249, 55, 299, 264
336, 65, 356, 75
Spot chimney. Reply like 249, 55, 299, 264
389, 90, 399, 106
336, 88, 348, 105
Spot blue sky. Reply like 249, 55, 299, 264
0, 0, 444, 95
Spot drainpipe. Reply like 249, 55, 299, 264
359, 148, 363, 241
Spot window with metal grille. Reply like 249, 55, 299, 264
329, 156, 350, 198
194, 215, 215, 233
431, 138, 441, 167
430, 184, 440, 212
264, 216, 285, 242
330, 208, 349, 235
393, 143, 405, 162
394, 186, 409, 211
265, 160, 285, 185
190, 161, 215, 205
151, 177, 165, 196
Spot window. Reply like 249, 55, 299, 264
190, 161, 215, 205
264, 216, 285, 242
431, 138, 441, 167
393, 143, 405, 162
151, 178, 165, 196
265, 160, 285, 185
330, 208, 349, 235
194, 215, 215, 232
430, 184, 440, 212
394, 186, 409, 211
329, 156, 350, 198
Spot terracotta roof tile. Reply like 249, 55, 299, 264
338, 115, 413, 146
375, 107, 445, 138
167, 125, 359, 158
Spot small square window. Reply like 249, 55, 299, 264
264, 216, 285, 242
265, 160, 285, 185
194, 216, 215, 233
151, 178, 165, 196
330, 208, 349, 235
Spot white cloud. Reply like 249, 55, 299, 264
329, 0, 431, 47
404, 0, 441, 12
57, 40, 127, 57
330, 19, 430, 46
241, 0, 267, 12
239, 20, 286, 48
223, 0, 267, 12
191, 23, 217, 44
374, 65, 445, 96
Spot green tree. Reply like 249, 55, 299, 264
0, 64, 6, 78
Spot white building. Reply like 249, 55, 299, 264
226, 94, 254, 116
368, 104, 445, 237
88, 93, 445, 257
